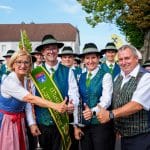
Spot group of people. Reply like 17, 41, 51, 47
0, 33, 150, 150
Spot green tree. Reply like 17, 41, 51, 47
77, 0, 150, 60
116, 20, 145, 49
19, 30, 32, 53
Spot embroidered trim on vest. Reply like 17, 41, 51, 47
112, 68, 150, 137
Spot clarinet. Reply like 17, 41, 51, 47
35, 136, 43, 150
77, 98, 85, 128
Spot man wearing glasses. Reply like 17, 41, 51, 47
29, 34, 79, 150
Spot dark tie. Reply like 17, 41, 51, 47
86, 72, 92, 87
50, 68, 55, 77
109, 64, 113, 74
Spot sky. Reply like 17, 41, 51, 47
0, 0, 127, 51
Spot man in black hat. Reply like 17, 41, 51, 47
58, 46, 82, 81
58, 46, 82, 149
30, 49, 43, 68
0, 49, 15, 83
74, 56, 81, 68
101, 42, 120, 80
28, 34, 79, 150
58, 46, 77, 67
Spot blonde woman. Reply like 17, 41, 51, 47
0, 50, 67, 150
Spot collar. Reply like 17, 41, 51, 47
71, 66, 76, 70
87, 66, 99, 78
34, 62, 42, 68
121, 64, 140, 78
45, 61, 59, 73
106, 60, 115, 66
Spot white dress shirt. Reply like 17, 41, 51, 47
33, 62, 42, 68
120, 64, 150, 111
1, 72, 36, 125
45, 62, 80, 124
88, 66, 113, 114
106, 60, 115, 69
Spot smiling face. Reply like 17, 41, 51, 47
83, 53, 100, 72
61, 55, 74, 67
105, 50, 117, 63
42, 45, 59, 66
118, 47, 138, 75
12, 55, 31, 77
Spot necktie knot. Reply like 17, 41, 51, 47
87, 72, 92, 79
50, 68, 55, 77
109, 64, 113, 68
50, 68, 55, 73
86, 72, 92, 87
109, 64, 113, 74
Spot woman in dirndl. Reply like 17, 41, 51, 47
0, 50, 67, 150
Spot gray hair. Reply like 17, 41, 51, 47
118, 45, 139, 58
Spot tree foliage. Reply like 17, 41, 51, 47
77, 0, 150, 48
117, 19, 145, 49
123, 0, 150, 29
19, 30, 32, 53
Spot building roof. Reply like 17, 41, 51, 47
0, 23, 79, 42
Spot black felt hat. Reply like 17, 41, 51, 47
58, 46, 77, 57
79, 43, 102, 58
101, 42, 118, 55
36, 34, 64, 51
142, 60, 150, 67
3, 49, 15, 57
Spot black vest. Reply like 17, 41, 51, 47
112, 67, 150, 137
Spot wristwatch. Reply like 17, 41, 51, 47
109, 111, 114, 120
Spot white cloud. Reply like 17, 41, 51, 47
0, 5, 14, 13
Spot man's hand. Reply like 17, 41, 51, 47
83, 103, 92, 120
54, 99, 67, 113
97, 105, 110, 123
74, 127, 84, 140
67, 99, 74, 114
30, 124, 41, 136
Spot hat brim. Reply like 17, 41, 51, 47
36, 43, 64, 52
30, 51, 42, 55
79, 52, 102, 58
58, 53, 78, 57
100, 48, 118, 55
142, 64, 150, 67
3, 54, 12, 58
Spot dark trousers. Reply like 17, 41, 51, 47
69, 114, 79, 150
27, 126, 37, 150
38, 124, 62, 150
80, 121, 115, 150
25, 120, 37, 150
121, 132, 150, 150
69, 125, 79, 150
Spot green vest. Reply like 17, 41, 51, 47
79, 69, 104, 125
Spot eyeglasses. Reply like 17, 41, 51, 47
15, 61, 30, 66
43, 46, 58, 51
